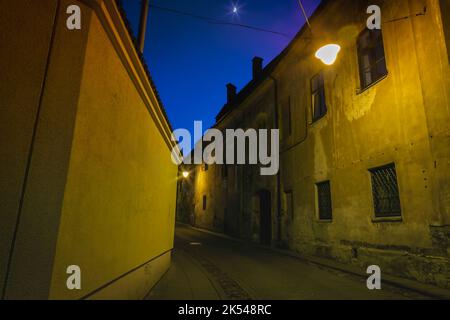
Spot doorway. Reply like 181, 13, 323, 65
258, 190, 272, 245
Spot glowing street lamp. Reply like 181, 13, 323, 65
315, 44, 341, 66
182, 171, 190, 178
296, 1, 341, 66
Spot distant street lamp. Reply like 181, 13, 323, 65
315, 44, 341, 66
182, 171, 190, 179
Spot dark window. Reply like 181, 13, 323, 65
222, 164, 228, 178
370, 163, 401, 217
204, 163, 208, 171
282, 98, 292, 138
357, 29, 388, 89
311, 72, 327, 121
203, 195, 207, 210
440, 0, 450, 64
285, 191, 294, 220
316, 181, 332, 220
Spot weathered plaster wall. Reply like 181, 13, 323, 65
191, 79, 278, 241
275, 0, 450, 288
185, 0, 450, 289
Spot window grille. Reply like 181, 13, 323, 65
370, 163, 401, 217
317, 181, 332, 220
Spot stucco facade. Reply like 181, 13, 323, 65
182, 0, 450, 289
1, 0, 178, 299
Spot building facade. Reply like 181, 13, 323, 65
1, 0, 178, 299
181, 0, 450, 289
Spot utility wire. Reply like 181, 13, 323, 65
297, 0, 311, 30
384, 6, 427, 24
148, 3, 291, 38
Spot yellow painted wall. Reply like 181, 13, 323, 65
274, 0, 450, 286
275, 0, 449, 246
49, 5, 177, 299
0, 0, 59, 295
1, 0, 177, 299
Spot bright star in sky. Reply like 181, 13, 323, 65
228, 1, 244, 20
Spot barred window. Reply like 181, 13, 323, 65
357, 29, 387, 89
370, 163, 401, 217
316, 181, 332, 220
311, 72, 327, 122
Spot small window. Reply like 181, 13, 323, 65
316, 181, 332, 220
311, 72, 327, 122
357, 29, 388, 89
222, 164, 228, 178
204, 163, 208, 171
440, 0, 450, 64
285, 191, 294, 220
370, 163, 401, 217
202, 195, 207, 210
282, 97, 292, 138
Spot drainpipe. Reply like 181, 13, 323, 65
269, 75, 282, 243
137, 0, 150, 53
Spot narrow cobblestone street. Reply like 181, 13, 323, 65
147, 225, 432, 300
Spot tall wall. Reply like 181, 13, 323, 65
186, 0, 450, 289
278, 0, 450, 288
1, 0, 177, 299
0, 0, 60, 297
191, 79, 278, 239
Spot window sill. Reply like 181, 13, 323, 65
372, 216, 402, 223
316, 219, 333, 223
357, 73, 388, 95
311, 113, 328, 125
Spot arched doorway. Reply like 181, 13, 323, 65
258, 190, 272, 245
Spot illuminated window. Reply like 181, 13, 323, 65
369, 163, 401, 218
311, 72, 327, 122
357, 29, 387, 89
203, 195, 207, 210
316, 181, 332, 220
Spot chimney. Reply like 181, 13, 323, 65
226, 83, 237, 104
252, 57, 263, 80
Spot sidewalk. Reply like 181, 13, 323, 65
185, 223, 450, 300
146, 248, 222, 300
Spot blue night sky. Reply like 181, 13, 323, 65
121, 0, 321, 133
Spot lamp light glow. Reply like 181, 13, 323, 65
182, 171, 190, 178
315, 44, 341, 66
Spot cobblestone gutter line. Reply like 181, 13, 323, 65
179, 246, 253, 300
